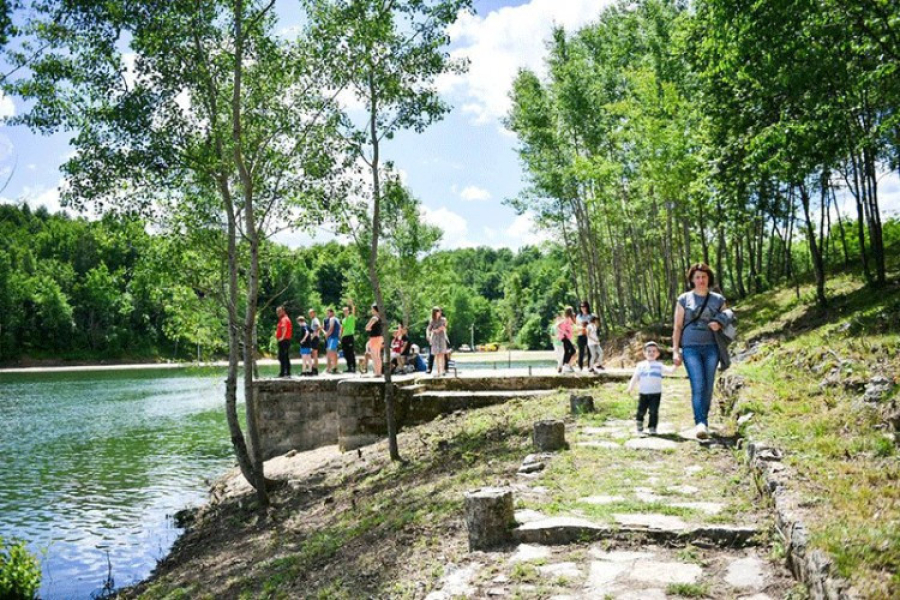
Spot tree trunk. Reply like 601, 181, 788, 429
367, 72, 400, 462
798, 182, 827, 307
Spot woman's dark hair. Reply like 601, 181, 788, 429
371, 304, 379, 311
686, 262, 716, 289
580, 300, 591, 313
564, 306, 575, 319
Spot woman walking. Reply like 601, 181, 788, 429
576, 301, 593, 371
365, 304, 384, 376
672, 263, 726, 439
427, 306, 450, 377
556, 306, 577, 373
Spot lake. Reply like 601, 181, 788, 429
0, 359, 555, 599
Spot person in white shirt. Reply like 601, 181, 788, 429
586, 315, 604, 373
626, 341, 675, 434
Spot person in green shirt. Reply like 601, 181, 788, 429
340, 300, 357, 373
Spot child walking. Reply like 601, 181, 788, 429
626, 341, 675, 434
296, 316, 313, 376
556, 307, 576, 373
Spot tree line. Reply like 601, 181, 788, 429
507, 0, 900, 323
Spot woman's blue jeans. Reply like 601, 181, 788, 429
682, 344, 719, 426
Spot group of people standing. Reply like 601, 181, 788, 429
273, 302, 453, 379
552, 301, 605, 373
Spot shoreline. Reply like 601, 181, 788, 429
0, 350, 557, 374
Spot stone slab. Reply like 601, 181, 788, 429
508, 544, 552, 563
671, 501, 725, 515
578, 495, 626, 505
613, 513, 688, 531
576, 441, 621, 449
725, 556, 767, 589
624, 437, 679, 451
629, 559, 702, 584
584, 560, 629, 592
514, 509, 546, 524
589, 549, 655, 562
668, 484, 700, 495
424, 562, 481, 600
538, 562, 583, 579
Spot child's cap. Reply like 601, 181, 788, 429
643, 341, 659, 350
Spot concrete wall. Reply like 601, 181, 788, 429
255, 378, 342, 460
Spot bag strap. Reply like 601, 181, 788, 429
683, 292, 711, 331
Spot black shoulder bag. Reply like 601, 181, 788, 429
682, 293, 711, 332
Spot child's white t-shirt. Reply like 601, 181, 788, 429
587, 323, 600, 344
629, 360, 673, 394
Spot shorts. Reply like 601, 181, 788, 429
300, 348, 312, 356
327, 338, 339, 351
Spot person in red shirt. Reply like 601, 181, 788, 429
276, 305, 293, 377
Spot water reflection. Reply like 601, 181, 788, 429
0, 366, 262, 599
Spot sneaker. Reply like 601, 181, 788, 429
636, 423, 644, 433
648, 427, 657, 435
564, 365, 575, 373
557, 366, 563, 374
695, 423, 709, 439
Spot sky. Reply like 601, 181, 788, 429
0, 0, 896, 251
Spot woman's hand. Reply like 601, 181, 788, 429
708, 322, 721, 332
673, 351, 682, 367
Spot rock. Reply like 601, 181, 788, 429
737, 412, 755, 426
514, 516, 608, 544
862, 375, 894, 403
533, 419, 566, 451
424, 563, 481, 600
668, 484, 700, 495
629, 560, 702, 584
508, 543, 552, 563
724, 556, 767, 590
670, 501, 725, 515
584, 560, 629, 591
616, 590, 666, 600
683, 465, 703, 475
514, 509, 546, 523
569, 394, 595, 414
518, 461, 545, 474
589, 549, 655, 562
624, 437, 679, 451
486, 588, 507, 596
634, 487, 664, 503
613, 513, 687, 531
173, 507, 196, 529
538, 562, 582, 578
464, 487, 515, 551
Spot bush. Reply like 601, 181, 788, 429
0, 537, 41, 600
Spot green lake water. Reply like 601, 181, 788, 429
0, 366, 258, 600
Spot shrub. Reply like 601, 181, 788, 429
0, 537, 41, 600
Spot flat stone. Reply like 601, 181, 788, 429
613, 513, 688, 531
492, 575, 509, 584
549, 596, 578, 600
668, 484, 700, 495
683, 465, 703, 475
518, 461, 545, 474
576, 441, 621, 449
508, 544, 552, 563
424, 563, 481, 600
584, 560, 629, 592
634, 487, 665, 503
724, 556, 767, 589
486, 588, 507, 596
739, 595, 774, 600
538, 562, 582, 579
579, 495, 626, 505
629, 560, 702, 584
514, 516, 607, 544
514, 509, 546, 523
582, 426, 620, 436
624, 437, 679, 450
671, 501, 725, 515
589, 549, 655, 562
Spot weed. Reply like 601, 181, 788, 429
666, 582, 709, 597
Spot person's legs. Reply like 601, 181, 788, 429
428, 353, 434, 373
636, 394, 649, 429
647, 393, 661, 430
682, 345, 718, 426
371, 337, 383, 375
342, 337, 356, 372
577, 335, 588, 369
555, 344, 564, 371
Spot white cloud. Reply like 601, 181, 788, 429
440, 0, 608, 125
422, 205, 476, 249
0, 92, 15, 119
459, 185, 491, 201
501, 212, 552, 249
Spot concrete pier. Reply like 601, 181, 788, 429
254, 368, 632, 459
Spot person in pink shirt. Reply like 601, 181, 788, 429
556, 306, 577, 373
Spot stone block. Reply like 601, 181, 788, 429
465, 487, 515, 551
533, 420, 566, 451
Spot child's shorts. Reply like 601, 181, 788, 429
326, 338, 340, 351
300, 347, 312, 356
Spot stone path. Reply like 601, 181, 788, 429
428, 379, 798, 599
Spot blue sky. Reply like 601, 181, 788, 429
0, 0, 610, 250
1, 0, 896, 250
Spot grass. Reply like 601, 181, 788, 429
666, 582, 709, 597
730, 269, 900, 597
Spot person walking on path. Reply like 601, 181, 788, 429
275, 306, 293, 377
576, 301, 593, 371
556, 306, 576, 373
324, 308, 342, 375
308, 309, 321, 376
587, 315, 604, 372
672, 263, 727, 439
627, 341, 676, 434
340, 301, 357, 373
365, 304, 384, 377
427, 306, 450, 377
296, 316, 313, 375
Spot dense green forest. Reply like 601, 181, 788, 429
1, 201, 896, 363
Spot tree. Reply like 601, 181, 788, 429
308, 0, 470, 460
6, 0, 342, 506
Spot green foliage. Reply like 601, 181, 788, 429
0, 537, 41, 600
